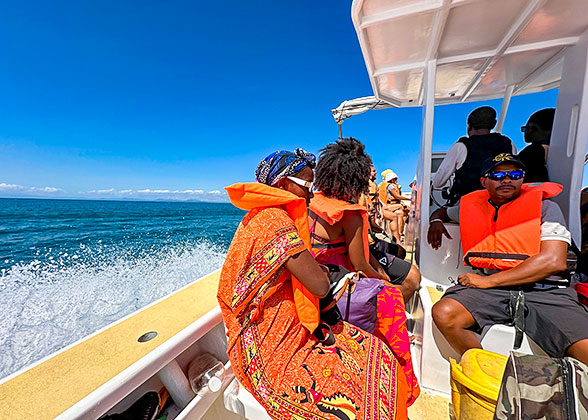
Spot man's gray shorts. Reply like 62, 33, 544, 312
442, 284, 588, 357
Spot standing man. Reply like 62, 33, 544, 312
432, 106, 515, 205
427, 153, 588, 364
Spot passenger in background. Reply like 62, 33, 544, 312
309, 138, 421, 303
385, 171, 410, 238
359, 165, 384, 235
427, 153, 588, 364
219, 148, 412, 419
518, 108, 555, 183
379, 170, 407, 243
432, 106, 515, 205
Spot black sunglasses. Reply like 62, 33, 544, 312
486, 170, 525, 181
521, 123, 540, 133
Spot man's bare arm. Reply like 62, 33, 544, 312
427, 206, 453, 249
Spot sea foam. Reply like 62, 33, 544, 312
0, 240, 226, 379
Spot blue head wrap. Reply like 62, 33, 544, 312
255, 148, 316, 186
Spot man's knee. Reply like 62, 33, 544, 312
432, 299, 469, 331
405, 265, 421, 291
566, 338, 588, 365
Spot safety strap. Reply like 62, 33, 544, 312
311, 242, 346, 250
464, 252, 529, 266
508, 290, 525, 349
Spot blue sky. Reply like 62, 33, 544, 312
0, 1, 560, 201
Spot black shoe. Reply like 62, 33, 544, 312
100, 391, 160, 420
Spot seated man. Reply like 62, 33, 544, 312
427, 153, 588, 364
432, 106, 515, 205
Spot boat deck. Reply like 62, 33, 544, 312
0, 270, 221, 420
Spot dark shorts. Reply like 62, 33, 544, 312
371, 248, 411, 285
442, 284, 588, 357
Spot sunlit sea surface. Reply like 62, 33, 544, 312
0, 198, 244, 379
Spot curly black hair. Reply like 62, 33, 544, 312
314, 137, 373, 201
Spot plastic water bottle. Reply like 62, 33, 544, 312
187, 353, 225, 393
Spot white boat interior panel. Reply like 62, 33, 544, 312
435, 58, 486, 100
352, 0, 588, 106
375, 69, 424, 104
437, 0, 528, 59
365, 11, 435, 69
514, 0, 588, 46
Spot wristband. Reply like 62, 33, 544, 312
429, 218, 444, 224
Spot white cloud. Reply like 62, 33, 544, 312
0, 181, 227, 202
79, 187, 228, 202
0, 183, 21, 190
40, 187, 61, 193
88, 188, 116, 194
0, 182, 63, 195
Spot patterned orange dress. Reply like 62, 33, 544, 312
218, 206, 409, 420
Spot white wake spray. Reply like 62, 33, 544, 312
0, 240, 227, 379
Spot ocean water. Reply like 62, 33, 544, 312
0, 198, 244, 379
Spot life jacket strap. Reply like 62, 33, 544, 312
311, 242, 346, 250
464, 252, 530, 266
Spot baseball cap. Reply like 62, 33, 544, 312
481, 153, 525, 176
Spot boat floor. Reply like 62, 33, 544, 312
408, 390, 452, 420
0, 270, 221, 420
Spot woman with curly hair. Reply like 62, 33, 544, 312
219, 148, 411, 419
309, 137, 420, 405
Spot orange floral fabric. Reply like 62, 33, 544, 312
312, 239, 420, 406
226, 182, 319, 332
218, 206, 409, 419
374, 288, 420, 406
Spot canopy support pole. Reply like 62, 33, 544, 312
415, 59, 436, 268
496, 84, 514, 133
338, 123, 343, 139
549, 30, 588, 243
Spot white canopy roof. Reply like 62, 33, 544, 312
351, 0, 588, 107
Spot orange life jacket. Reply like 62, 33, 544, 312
378, 181, 391, 204
225, 182, 319, 332
460, 182, 563, 270
309, 192, 370, 261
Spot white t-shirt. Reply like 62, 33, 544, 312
432, 140, 518, 188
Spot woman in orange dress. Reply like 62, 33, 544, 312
308, 139, 420, 405
218, 149, 409, 420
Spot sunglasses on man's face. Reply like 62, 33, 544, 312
485, 169, 525, 181
287, 176, 313, 190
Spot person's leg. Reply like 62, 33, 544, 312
393, 209, 405, 240
385, 214, 401, 243
432, 298, 482, 355
398, 264, 420, 302
567, 339, 588, 365
523, 287, 588, 360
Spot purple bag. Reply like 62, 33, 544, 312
335, 274, 384, 333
